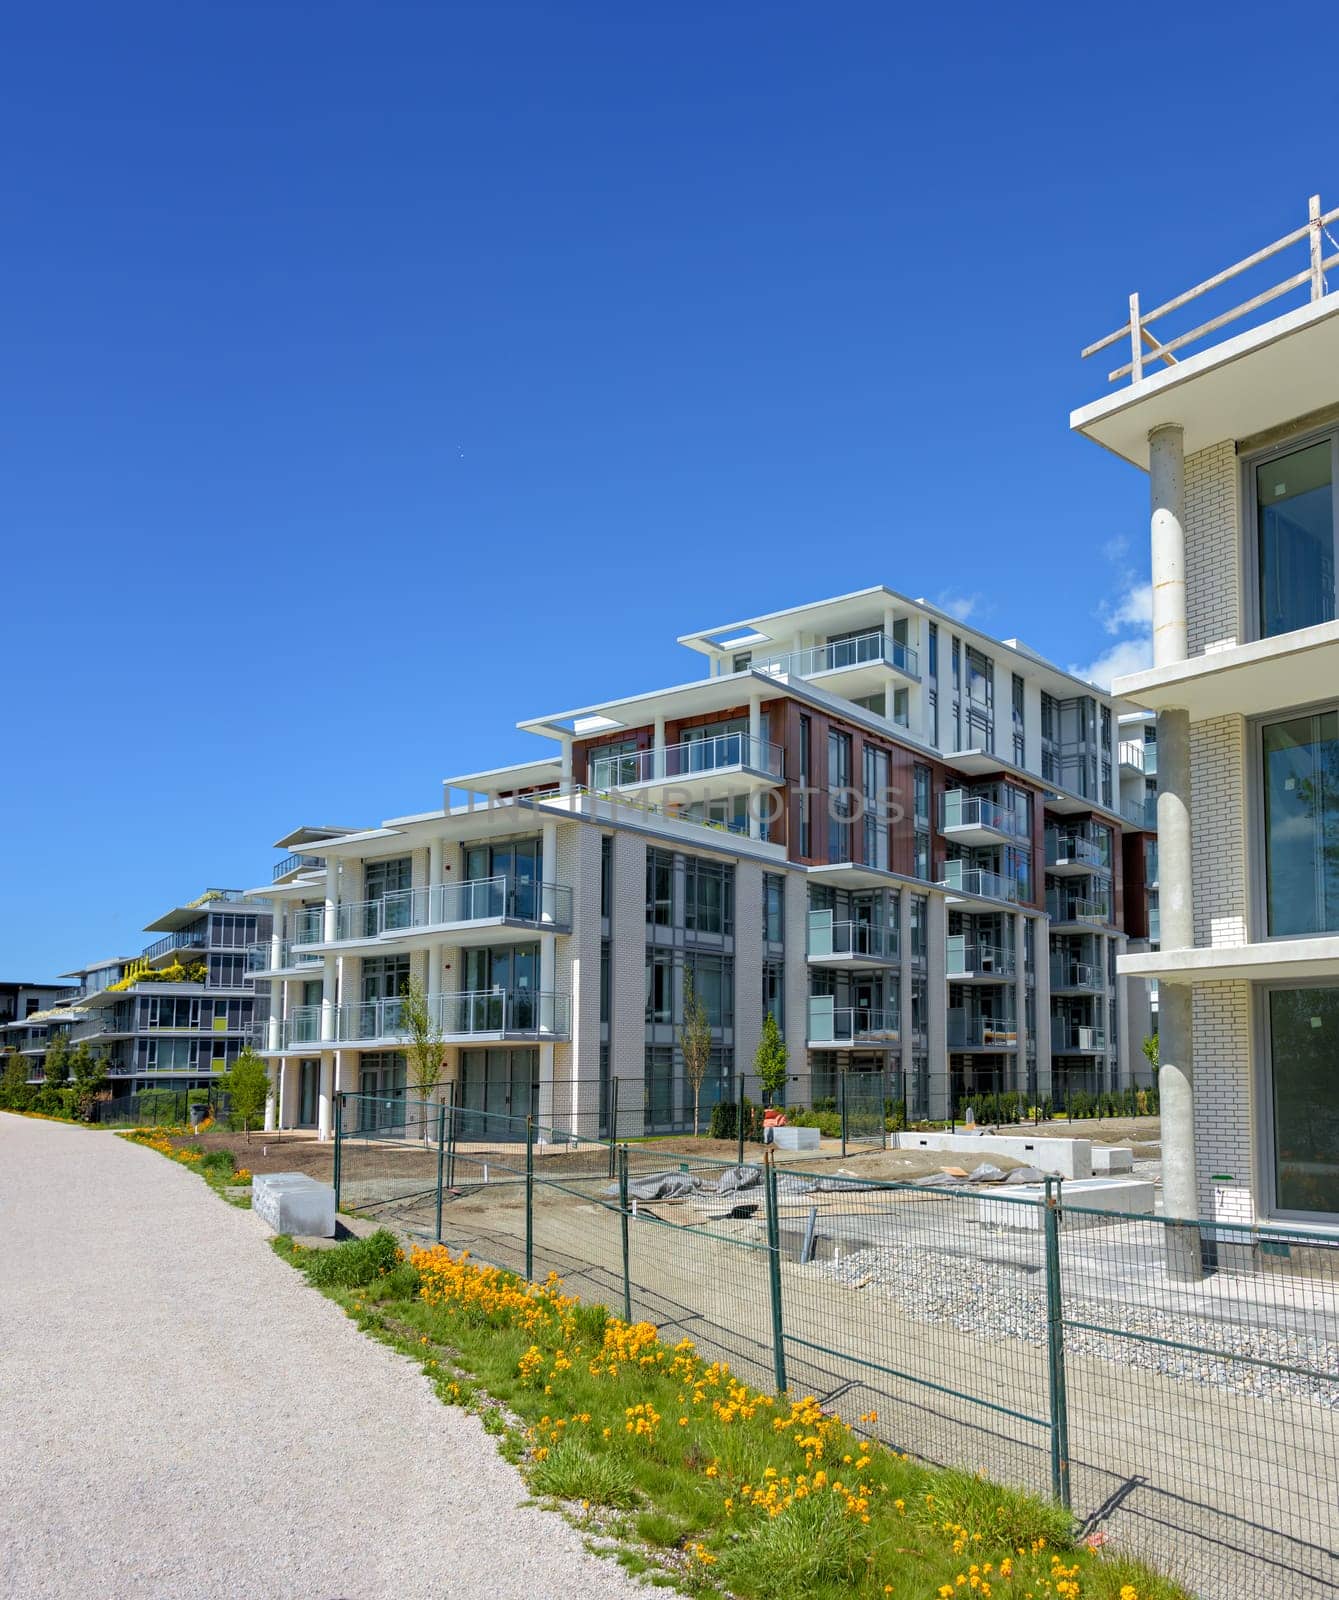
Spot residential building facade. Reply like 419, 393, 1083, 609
1075, 192, 1339, 1234
9, 892, 274, 1096
251, 590, 1153, 1138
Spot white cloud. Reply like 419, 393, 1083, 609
1070, 635, 1152, 691
934, 591, 982, 624
1101, 579, 1152, 636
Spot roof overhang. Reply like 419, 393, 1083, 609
1119, 938, 1339, 984
1071, 290, 1339, 469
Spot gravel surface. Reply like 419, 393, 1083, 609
0, 1115, 649, 1600
819, 1242, 1339, 1407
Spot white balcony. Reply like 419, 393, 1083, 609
806, 996, 900, 1049
1044, 832, 1110, 875
806, 911, 898, 967
270, 989, 571, 1049
940, 792, 1028, 847
753, 628, 919, 697
1046, 891, 1112, 929
1052, 1021, 1107, 1053
588, 732, 783, 803
946, 936, 1015, 981
938, 862, 1023, 906
293, 878, 572, 953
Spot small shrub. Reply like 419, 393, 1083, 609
199, 1149, 237, 1179
529, 1438, 638, 1508
299, 1229, 405, 1288
713, 1493, 857, 1597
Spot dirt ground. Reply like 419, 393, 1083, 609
163, 1129, 337, 1179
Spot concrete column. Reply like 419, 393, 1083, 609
269, 908, 284, 972
264, 1062, 276, 1132
317, 1052, 334, 1140
1012, 912, 1028, 1098
1149, 420, 1199, 1272
267, 977, 282, 1053
653, 715, 666, 781
1032, 922, 1052, 1109
320, 955, 337, 1044
897, 890, 913, 1103
560, 737, 573, 795
429, 836, 443, 923
541, 820, 558, 920
746, 697, 763, 838
323, 862, 339, 943
277, 1059, 289, 1130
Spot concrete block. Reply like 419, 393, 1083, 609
977, 1178, 1155, 1231
1091, 1145, 1134, 1174
252, 1173, 336, 1237
772, 1126, 821, 1152
895, 1131, 1092, 1180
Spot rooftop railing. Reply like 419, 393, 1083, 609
754, 628, 919, 683
273, 853, 322, 880
1084, 192, 1339, 385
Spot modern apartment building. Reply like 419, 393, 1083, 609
20, 891, 276, 1095
1074, 192, 1339, 1235
0, 979, 78, 1027
251, 590, 1153, 1138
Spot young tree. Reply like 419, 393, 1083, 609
224, 1048, 271, 1139
680, 972, 713, 1137
754, 1010, 789, 1108
43, 1033, 71, 1090
400, 975, 446, 1142
68, 1040, 109, 1121
1141, 1033, 1159, 1072
0, 1051, 34, 1111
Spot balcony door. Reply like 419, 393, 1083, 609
465, 838, 542, 922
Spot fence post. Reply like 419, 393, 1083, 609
525, 1115, 535, 1282
737, 1072, 746, 1167
608, 1075, 619, 1180
332, 1093, 344, 1211
435, 1096, 446, 1245
445, 1081, 457, 1190
618, 1143, 632, 1322
763, 1151, 787, 1393
1043, 1175, 1071, 1509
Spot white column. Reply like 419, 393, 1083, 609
429, 836, 444, 923
269, 907, 284, 972
277, 1059, 288, 1130
267, 977, 282, 1053
317, 1052, 334, 1140
560, 737, 573, 795
541, 820, 558, 922
323, 861, 339, 943
653, 715, 666, 781
263, 1063, 276, 1132
320, 956, 337, 1044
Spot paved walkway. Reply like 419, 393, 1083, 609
0, 1116, 648, 1600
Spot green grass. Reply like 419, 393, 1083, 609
271, 1231, 1190, 1600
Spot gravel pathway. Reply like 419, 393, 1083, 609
0, 1115, 649, 1600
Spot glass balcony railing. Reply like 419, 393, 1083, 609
1052, 1021, 1107, 1052
807, 997, 901, 1044
380, 878, 573, 934
947, 1015, 1018, 1049
754, 628, 919, 683
946, 936, 1016, 977
247, 941, 321, 973
1046, 891, 1112, 925
1123, 795, 1158, 830
589, 734, 783, 791
940, 792, 1028, 837
1049, 959, 1103, 991
293, 907, 326, 945
279, 1005, 323, 1047
142, 928, 208, 961
937, 862, 1023, 903
435, 988, 571, 1039
1044, 831, 1108, 870
806, 912, 896, 961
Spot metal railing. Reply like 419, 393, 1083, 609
246, 941, 321, 973
563, 785, 754, 841
1046, 890, 1111, 925
806, 912, 896, 961
273, 853, 322, 880
272, 989, 572, 1047
1044, 831, 1108, 870
938, 862, 1023, 903
946, 936, 1015, 977
1084, 191, 1339, 384
1049, 959, 1103, 992
940, 791, 1028, 837
806, 997, 900, 1044
1051, 1021, 1107, 1052
947, 1014, 1018, 1049
753, 628, 919, 682
293, 907, 326, 945
589, 732, 783, 791
142, 928, 207, 961
380, 877, 573, 934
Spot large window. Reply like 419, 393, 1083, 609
1261, 710, 1339, 936
646, 849, 674, 927
1265, 986, 1339, 1219
1253, 434, 1337, 640
684, 857, 734, 936
827, 730, 852, 862
763, 874, 785, 945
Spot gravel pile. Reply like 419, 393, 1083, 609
819, 1244, 1339, 1408
0, 1116, 651, 1600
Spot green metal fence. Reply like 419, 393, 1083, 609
334, 1091, 1339, 1600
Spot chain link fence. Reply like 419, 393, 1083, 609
334, 1091, 1338, 1600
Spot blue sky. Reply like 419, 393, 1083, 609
4, 2, 1337, 975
